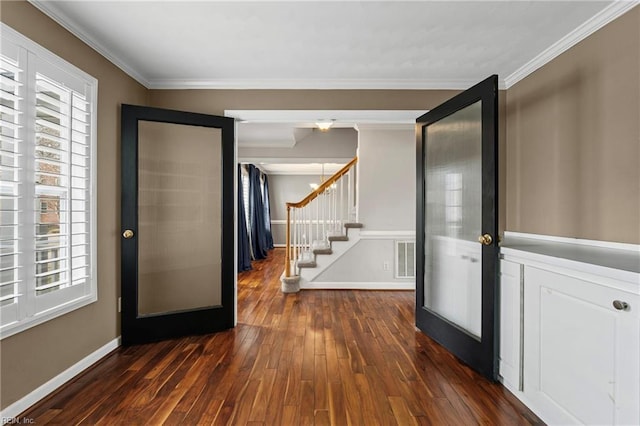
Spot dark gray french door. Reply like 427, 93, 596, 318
416, 75, 499, 380
120, 105, 235, 345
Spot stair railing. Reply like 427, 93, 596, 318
284, 157, 357, 278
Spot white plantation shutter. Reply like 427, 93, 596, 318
1, 24, 97, 338
0, 44, 24, 325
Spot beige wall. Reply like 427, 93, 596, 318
0, 1, 148, 410
506, 7, 640, 244
148, 89, 459, 115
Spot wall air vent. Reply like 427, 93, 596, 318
395, 240, 416, 279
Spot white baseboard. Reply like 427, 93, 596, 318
301, 281, 414, 290
500, 377, 553, 426
1, 336, 121, 419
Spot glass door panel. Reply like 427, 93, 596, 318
423, 101, 482, 339
137, 121, 222, 316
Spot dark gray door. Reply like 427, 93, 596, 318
416, 75, 499, 380
121, 105, 235, 345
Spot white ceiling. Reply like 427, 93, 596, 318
29, 0, 634, 90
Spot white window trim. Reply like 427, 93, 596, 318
0, 23, 98, 339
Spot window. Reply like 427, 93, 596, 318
241, 165, 250, 231
1, 24, 97, 338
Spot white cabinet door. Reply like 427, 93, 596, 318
523, 266, 640, 425
499, 260, 522, 390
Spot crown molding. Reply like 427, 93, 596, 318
504, 1, 639, 88
147, 78, 503, 91
28, 0, 151, 88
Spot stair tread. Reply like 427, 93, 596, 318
313, 248, 333, 255
328, 235, 349, 242
344, 222, 364, 228
297, 260, 317, 268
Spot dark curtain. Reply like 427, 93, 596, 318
248, 164, 269, 260
262, 174, 274, 249
237, 165, 252, 271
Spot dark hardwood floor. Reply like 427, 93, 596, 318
22, 248, 542, 425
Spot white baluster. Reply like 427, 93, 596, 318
296, 207, 301, 271
308, 202, 312, 253
292, 207, 297, 274
331, 183, 340, 235
297, 207, 302, 265
338, 175, 344, 229
320, 191, 327, 246
304, 204, 311, 253
301, 205, 306, 257
347, 169, 353, 222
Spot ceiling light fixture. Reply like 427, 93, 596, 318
315, 119, 334, 131
310, 163, 325, 190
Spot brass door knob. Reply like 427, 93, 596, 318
478, 233, 493, 246
122, 229, 134, 239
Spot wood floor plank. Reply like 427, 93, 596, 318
327, 380, 348, 426
362, 365, 400, 425
281, 405, 299, 426
355, 371, 390, 425
145, 348, 209, 425
337, 357, 365, 425
314, 354, 329, 411
263, 376, 288, 424
228, 378, 261, 425
299, 380, 315, 424
314, 409, 331, 426
388, 396, 419, 426
248, 368, 277, 423
19, 248, 542, 425
191, 398, 223, 425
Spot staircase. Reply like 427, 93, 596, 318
295, 221, 363, 282
281, 157, 361, 292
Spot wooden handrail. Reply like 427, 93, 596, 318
285, 156, 357, 277
286, 157, 357, 209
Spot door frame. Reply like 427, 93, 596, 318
121, 104, 235, 345
415, 75, 499, 380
